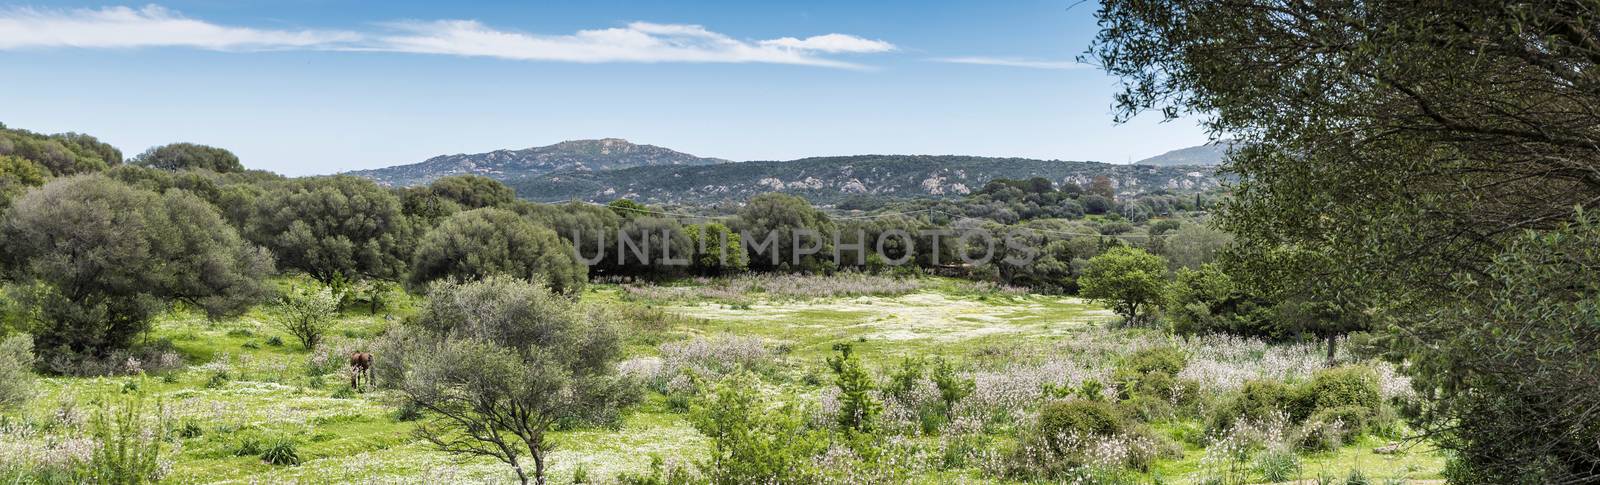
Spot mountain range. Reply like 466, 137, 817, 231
1132, 141, 1234, 167
346, 138, 728, 187
349, 139, 1225, 205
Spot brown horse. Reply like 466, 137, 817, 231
349, 352, 373, 389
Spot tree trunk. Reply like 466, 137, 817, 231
1325, 334, 1337, 366
533, 451, 546, 485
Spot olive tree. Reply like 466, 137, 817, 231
245, 175, 415, 284
1079, 246, 1167, 327
409, 208, 586, 294
0, 155, 47, 213
734, 193, 834, 271
379, 276, 632, 485
427, 175, 516, 209
130, 143, 244, 173
0, 175, 273, 359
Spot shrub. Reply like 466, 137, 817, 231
1113, 346, 1187, 400
1121, 346, 1188, 376
275, 283, 341, 349
1208, 380, 1293, 433
260, 438, 301, 466
1292, 366, 1381, 421
691, 372, 822, 484
827, 343, 880, 433
1298, 405, 1371, 450
87, 390, 170, 483
1254, 445, 1301, 482
0, 333, 35, 409
1037, 399, 1125, 454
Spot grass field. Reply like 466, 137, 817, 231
2, 275, 1444, 484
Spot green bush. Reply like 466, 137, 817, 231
1112, 346, 1188, 401
1037, 399, 1125, 454
691, 372, 822, 484
1120, 346, 1188, 376
260, 438, 301, 466
1291, 366, 1380, 421
1207, 380, 1293, 433
1298, 405, 1371, 449
0, 334, 35, 409
88, 390, 170, 483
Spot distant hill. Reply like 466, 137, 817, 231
506, 155, 1222, 205
1133, 141, 1235, 167
347, 138, 729, 186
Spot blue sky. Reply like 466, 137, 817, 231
0, 1, 1211, 176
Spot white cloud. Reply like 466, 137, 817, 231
371, 21, 890, 68
0, 5, 895, 68
0, 5, 358, 50
934, 56, 1087, 70
759, 33, 895, 53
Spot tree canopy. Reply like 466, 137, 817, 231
409, 208, 586, 294
0, 176, 273, 360
130, 143, 244, 173
245, 175, 415, 284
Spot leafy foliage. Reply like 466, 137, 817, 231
0, 124, 121, 176
826, 342, 880, 433
408, 208, 586, 294
382, 276, 633, 485
691, 372, 823, 485
0, 175, 273, 359
1089, 1, 1600, 480
1079, 246, 1167, 326
0, 333, 33, 409
735, 193, 834, 271
244, 175, 414, 284
275, 283, 342, 349
130, 143, 243, 173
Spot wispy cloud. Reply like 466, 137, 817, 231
0, 5, 358, 50
933, 56, 1087, 70
0, 5, 895, 68
372, 21, 894, 68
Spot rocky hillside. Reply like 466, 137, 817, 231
507, 155, 1222, 205
347, 138, 728, 186
1133, 141, 1235, 167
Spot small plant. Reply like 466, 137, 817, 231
87, 389, 170, 483
930, 358, 974, 420
225, 329, 254, 338
1344, 469, 1370, 485
0, 334, 35, 410
177, 420, 204, 439
393, 400, 423, 422
572, 462, 589, 483
331, 386, 356, 399
205, 370, 230, 389
265, 336, 284, 347
260, 438, 301, 466
241, 340, 260, 349
1254, 446, 1301, 482
234, 437, 263, 456
827, 343, 881, 432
